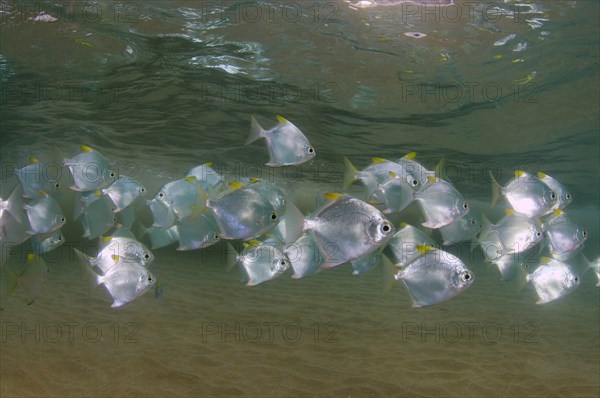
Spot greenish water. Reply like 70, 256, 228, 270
1, 1, 599, 397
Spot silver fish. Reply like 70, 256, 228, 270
414, 178, 469, 228
543, 210, 587, 261
491, 170, 557, 218
102, 176, 147, 212
14, 156, 62, 199
96, 237, 154, 272
23, 190, 65, 235
177, 211, 221, 251
80, 194, 115, 239
486, 210, 543, 255
439, 208, 481, 246
207, 181, 282, 240
526, 258, 580, 304
236, 240, 290, 286
537, 172, 572, 210
303, 193, 394, 268
30, 230, 64, 254
389, 246, 474, 307
155, 176, 207, 220
87, 257, 156, 308
246, 115, 315, 167
63, 145, 116, 192
384, 223, 436, 268
477, 214, 519, 280
0, 184, 25, 223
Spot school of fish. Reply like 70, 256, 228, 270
0, 115, 597, 308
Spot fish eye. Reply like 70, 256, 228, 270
461, 272, 472, 282
582, 229, 587, 237
147, 276, 153, 282
109, 171, 116, 178
54, 182, 60, 188
565, 193, 571, 200
470, 219, 477, 225
271, 212, 278, 221
307, 146, 315, 154
140, 187, 146, 193
381, 222, 391, 234
158, 192, 165, 198
280, 260, 287, 266
462, 203, 469, 210
213, 233, 220, 239
58, 236, 62, 241
60, 217, 65, 223
550, 191, 557, 200
536, 231, 543, 238
144, 254, 150, 259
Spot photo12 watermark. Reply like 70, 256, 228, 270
400, 321, 539, 343
200, 321, 340, 344
1, 321, 140, 343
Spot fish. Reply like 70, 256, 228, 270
438, 208, 481, 246
583, 256, 599, 287
543, 209, 587, 261
80, 193, 116, 239
414, 177, 469, 228
384, 223, 436, 268
14, 156, 62, 199
476, 214, 521, 280
490, 170, 557, 218
246, 115, 316, 167
370, 171, 415, 213
185, 162, 227, 196
485, 209, 543, 255
177, 211, 221, 251
63, 145, 117, 192
284, 233, 324, 279
74, 236, 153, 275
343, 153, 430, 196
207, 181, 284, 240
386, 245, 474, 307
235, 240, 291, 286
84, 255, 156, 308
154, 176, 207, 220
30, 230, 64, 254
526, 257, 580, 304
536, 172, 572, 210
23, 190, 66, 235
102, 176, 147, 212
146, 197, 176, 228
302, 193, 394, 269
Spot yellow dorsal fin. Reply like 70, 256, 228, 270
402, 151, 417, 159
371, 157, 386, 163
80, 145, 92, 152
324, 192, 342, 200
28, 155, 39, 164
249, 177, 260, 183
514, 170, 525, 177
26, 253, 36, 262
228, 181, 244, 189
388, 171, 397, 177
427, 176, 436, 183
242, 242, 250, 248
416, 244, 433, 253
275, 115, 287, 123
399, 221, 409, 228
102, 236, 112, 242
94, 190, 101, 196
248, 239, 261, 246
553, 209, 563, 216
503, 208, 514, 215
537, 171, 547, 179
540, 256, 552, 264
202, 161, 213, 167
111, 254, 119, 262
184, 176, 196, 182
36, 189, 47, 197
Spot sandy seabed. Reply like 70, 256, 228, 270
1, 243, 599, 398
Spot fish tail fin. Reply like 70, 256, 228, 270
381, 254, 398, 294
342, 156, 358, 189
1, 265, 19, 297
246, 115, 265, 145
434, 157, 446, 180
283, 200, 305, 243
363, 174, 379, 200
580, 254, 600, 286
6, 185, 23, 223
18, 254, 47, 304
489, 171, 501, 209
73, 248, 99, 294
480, 212, 492, 238
224, 243, 239, 271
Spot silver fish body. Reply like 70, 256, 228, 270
155, 177, 207, 220
247, 115, 315, 166
537, 172, 572, 210
23, 192, 65, 235
103, 176, 147, 212
527, 259, 579, 304
284, 233, 324, 279
237, 242, 290, 286
63, 145, 116, 192
439, 209, 481, 246
494, 171, 557, 218
177, 211, 221, 251
95, 260, 156, 308
395, 247, 474, 307
385, 223, 436, 268
543, 211, 587, 260
414, 178, 469, 229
